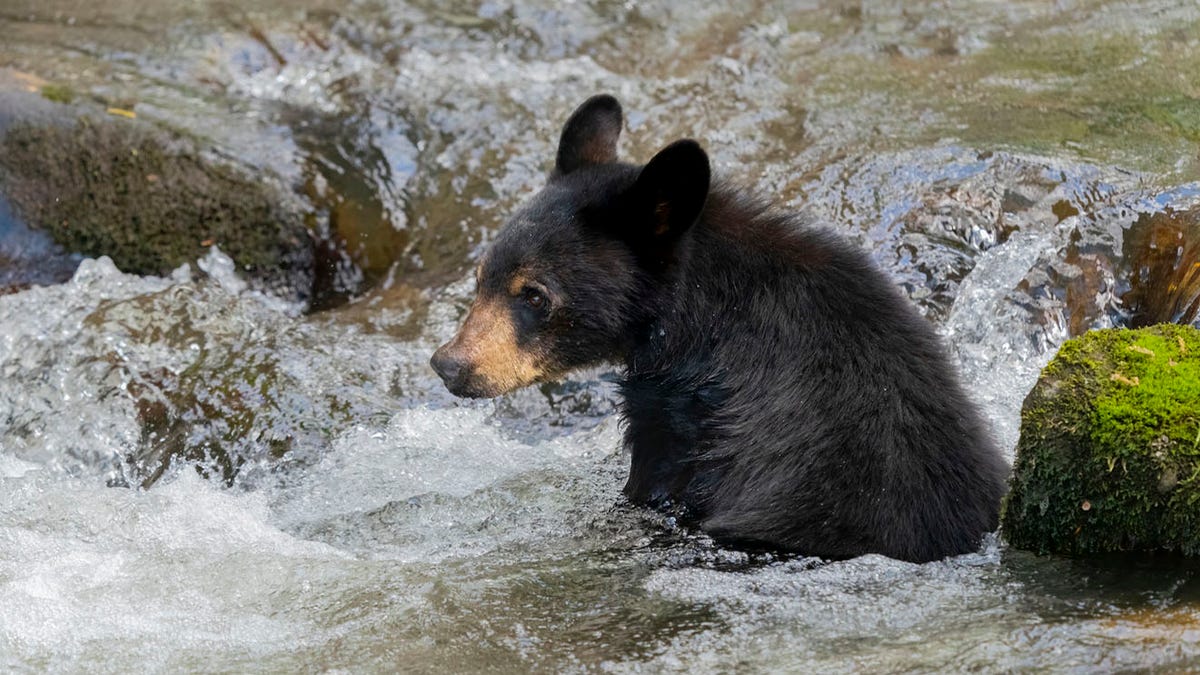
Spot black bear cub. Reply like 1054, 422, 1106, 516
431, 95, 1009, 563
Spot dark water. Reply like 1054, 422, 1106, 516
0, 195, 80, 290
2, 1, 1200, 672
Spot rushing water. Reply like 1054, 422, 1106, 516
3, 1, 1200, 672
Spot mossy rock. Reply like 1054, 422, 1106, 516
0, 116, 315, 302
1002, 324, 1200, 555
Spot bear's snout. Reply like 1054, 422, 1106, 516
430, 344, 475, 397
430, 296, 550, 399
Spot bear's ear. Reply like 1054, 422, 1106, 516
554, 94, 623, 175
629, 139, 711, 243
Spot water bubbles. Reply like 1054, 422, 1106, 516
0, 454, 40, 479
196, 246, 249, 295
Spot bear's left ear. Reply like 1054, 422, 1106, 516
630, 139, 711, 243
555, 94, 623, 176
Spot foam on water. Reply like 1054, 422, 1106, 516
0, 397, 627, 671
0, 470, 338, 670
271, 407, 625, 563
0, 257, 172, 477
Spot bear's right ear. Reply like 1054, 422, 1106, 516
554, 95, 623, 176
628, 139, 710, 243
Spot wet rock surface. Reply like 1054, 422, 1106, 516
1121, 206, 1200, 328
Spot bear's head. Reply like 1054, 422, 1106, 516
431, 95, 712, 398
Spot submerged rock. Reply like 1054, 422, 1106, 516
0, 114, 315, 303
1002, 324, 1200, 556
1121, 206, 1200, 328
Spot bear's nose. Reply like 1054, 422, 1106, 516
430, 347, 467, 386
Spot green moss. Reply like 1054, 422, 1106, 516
1002, 325, 1200, 556
39, 83, 75, 104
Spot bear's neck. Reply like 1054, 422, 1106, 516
623, 182, 796, 376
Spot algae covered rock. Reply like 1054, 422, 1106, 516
1002, 324, 1200, 555
0, 115, 315, 302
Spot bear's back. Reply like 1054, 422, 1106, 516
620, 185, 1009, 562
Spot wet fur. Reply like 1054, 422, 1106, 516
618, 183, 1009, 562
433, 96, 1010, 562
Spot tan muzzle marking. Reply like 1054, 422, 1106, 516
447, 296, 545, 395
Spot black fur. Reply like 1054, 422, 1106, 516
436, 95, 1010, 562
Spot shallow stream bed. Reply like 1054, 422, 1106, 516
2, 1, 1200, 671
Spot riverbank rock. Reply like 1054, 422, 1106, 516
0, 111, 315, 303
1002, 324, 1200, 556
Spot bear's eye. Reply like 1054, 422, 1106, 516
524, 288, 547, 310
